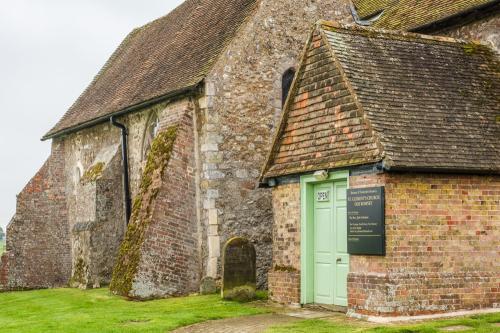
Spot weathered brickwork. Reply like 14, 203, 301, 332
348, 172, 500, 316
268, 183, 301, 304
130, 105, 199, 298
0, 141, 70, 290
269, 172, 499, 315
201, 0, 353, 288
268, 270, 300, 305
110, 99, 200, 299
442, 14, 500, 53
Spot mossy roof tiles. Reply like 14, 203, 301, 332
352, 0, 498, 31
262, 22, 500, 178
44, 0, 258, 139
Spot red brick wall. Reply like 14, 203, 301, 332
269, 172, 499, 315
0, 140, 71, 290
268, 270, 300, 305
268, 183, 301, 304
126, 104, 200, 299
349, 172, 500, 316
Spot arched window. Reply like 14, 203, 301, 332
142, 112, 160, 160
282, 68, 296, 107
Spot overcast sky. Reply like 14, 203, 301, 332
0, 0, 184, 232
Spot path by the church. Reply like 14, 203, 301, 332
172, 309, 339, 333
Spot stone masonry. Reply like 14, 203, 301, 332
200, 0, 353, 288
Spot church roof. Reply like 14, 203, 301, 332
43, 0, 258, 140
352, 0, 499, 31
262, 21, 500, 179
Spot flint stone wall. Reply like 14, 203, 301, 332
200, 0, 353, 289
441, 14, 500, 53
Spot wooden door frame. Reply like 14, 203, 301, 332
300, 170, 349, 305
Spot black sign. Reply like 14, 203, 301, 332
347, 187, 385, 256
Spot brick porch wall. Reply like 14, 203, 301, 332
349, 172, 500, 316
269, 183, 301, 304
268, 270, 300, 305
269, 172, 499, 316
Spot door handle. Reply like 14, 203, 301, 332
336, 258, 342, 263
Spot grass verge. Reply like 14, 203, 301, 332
0, 288, 268, 333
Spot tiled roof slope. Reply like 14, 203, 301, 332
262, 30, 381, 178
262, 22, 500, 178
44, 0, 258, 139
352, 0, 498, 31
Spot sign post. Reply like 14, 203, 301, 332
347, 186, 385, 255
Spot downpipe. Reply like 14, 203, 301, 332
110, 116, 132, 225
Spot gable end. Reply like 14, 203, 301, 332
262, 26, 383, 180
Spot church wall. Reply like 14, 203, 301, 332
200, 0, 354, 289
63, 99, 194, 290
440, 13, 500, 53
110, 98, 200, 299
130, 101, 199, 298
0, 140, 71, 290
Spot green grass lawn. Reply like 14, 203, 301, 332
1, 288, 499, 333
0, 288, 268, 333
266, 313, 500, 333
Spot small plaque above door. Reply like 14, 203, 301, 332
317, 190, 330, 202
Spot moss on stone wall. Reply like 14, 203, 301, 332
80, 162, 105, 184
109, 126, 178, 297
69, 258, 87, 288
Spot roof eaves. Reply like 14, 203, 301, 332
318, 20, 467, 44
410, 0, 500, 33
383, 163, 500, 175
42, 84, 200, 141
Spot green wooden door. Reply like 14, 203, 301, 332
313, 181, 348, 306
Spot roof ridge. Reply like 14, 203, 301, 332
316, 19, 491, 47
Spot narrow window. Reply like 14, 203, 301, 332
142, 112, 160, 160
282, 68, 296, 107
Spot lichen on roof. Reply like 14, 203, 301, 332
352, 0, 497, 31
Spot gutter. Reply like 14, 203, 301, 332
42, 85, 199, 141
411, 0, 500, 33
110, 116, 132, 225
381, 161, 500, 176
349, 1, 385, 26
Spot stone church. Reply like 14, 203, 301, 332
0, 0, 498, 313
